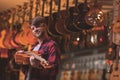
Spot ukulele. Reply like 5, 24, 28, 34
110, 46, 120, 80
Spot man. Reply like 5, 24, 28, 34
20, 16, 61, 80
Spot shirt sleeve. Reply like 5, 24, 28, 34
48, 43, 61, 67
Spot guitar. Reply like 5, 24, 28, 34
2, 10, 14, 49
14, 51, 49, 68
47, 0, 62, 37
64, 0, 81, 32
76, 0, 93, 30
110, 46, 120, 80
9, 6, 22, 48
112, 2, 120, 46
18, 3, 31, 46
55, 0, 72, 35
85, 0, 104, 27
5, 8, 21, 49
0, 29, 7, 48
0, 13, 7, 48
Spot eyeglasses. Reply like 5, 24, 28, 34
31, 23, 47, 33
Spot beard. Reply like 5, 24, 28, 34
34, 31, 45, 39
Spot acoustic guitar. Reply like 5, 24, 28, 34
4, 8, 20, 49
64, 0, 81, 32
47, 0, 62, 37
18, 3, 31, 46
112, 2, 120, 46
0, 12, 8, 48
15, 51, 49, 68
14, 1, 37, 46
110, 46, 120, 80
76, 0, 93, 30
2, 9, 14, 49
55, 0, 73, 52
85, 0, 104, 27
0, 30, 7, 48
9, 6, 22, 48
55, 0, 72, 35
23, 1, 37, 45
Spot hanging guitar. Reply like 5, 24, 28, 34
64, 0, 82, 32
110, 46, 120, 80
3, 9, 16, 49
0, 11, 9, 48
14, 3, 28, 46
55, 0, 72, 35
18, 2, 32, 46
75, 0, 93, 30
112, 1, 120, 46
9, 5, 22, 48
24, 0, 37, 45
47, 0, 62, 37
5, 8, 20, 49
85, 0, 104, 27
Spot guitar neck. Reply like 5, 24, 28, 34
24, 51, 48, 65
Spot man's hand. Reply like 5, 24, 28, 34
40, 61, 54, 69
30, 56, 53, 69
29, 56, 41, 68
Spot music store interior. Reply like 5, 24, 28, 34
0, 0, 119, 80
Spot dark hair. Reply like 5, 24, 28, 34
31, 16, 47, 28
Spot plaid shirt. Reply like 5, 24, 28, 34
22, 37, 61, 80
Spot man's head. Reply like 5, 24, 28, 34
30, 16, 48, 38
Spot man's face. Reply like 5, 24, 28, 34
31, 25, 46, 38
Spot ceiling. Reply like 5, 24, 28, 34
0, 0, 113, 13
0, 0, 29, 12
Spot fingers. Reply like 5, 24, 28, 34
29, 56, 40, 68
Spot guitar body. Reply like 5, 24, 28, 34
110, 63, 120, 80
14, 31, 23, 45
0, 29, 7, 48
55, 10, 72, 35
113, 21, 120, 33
65, 7, 81, 32
65, 0, 83, 32
48, 13, 62, 37
19, 22, 31, 46
77, 2, 93, 29
3, 29, 14, 49
112, 32, 120, 46
9, 30, 20, 48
